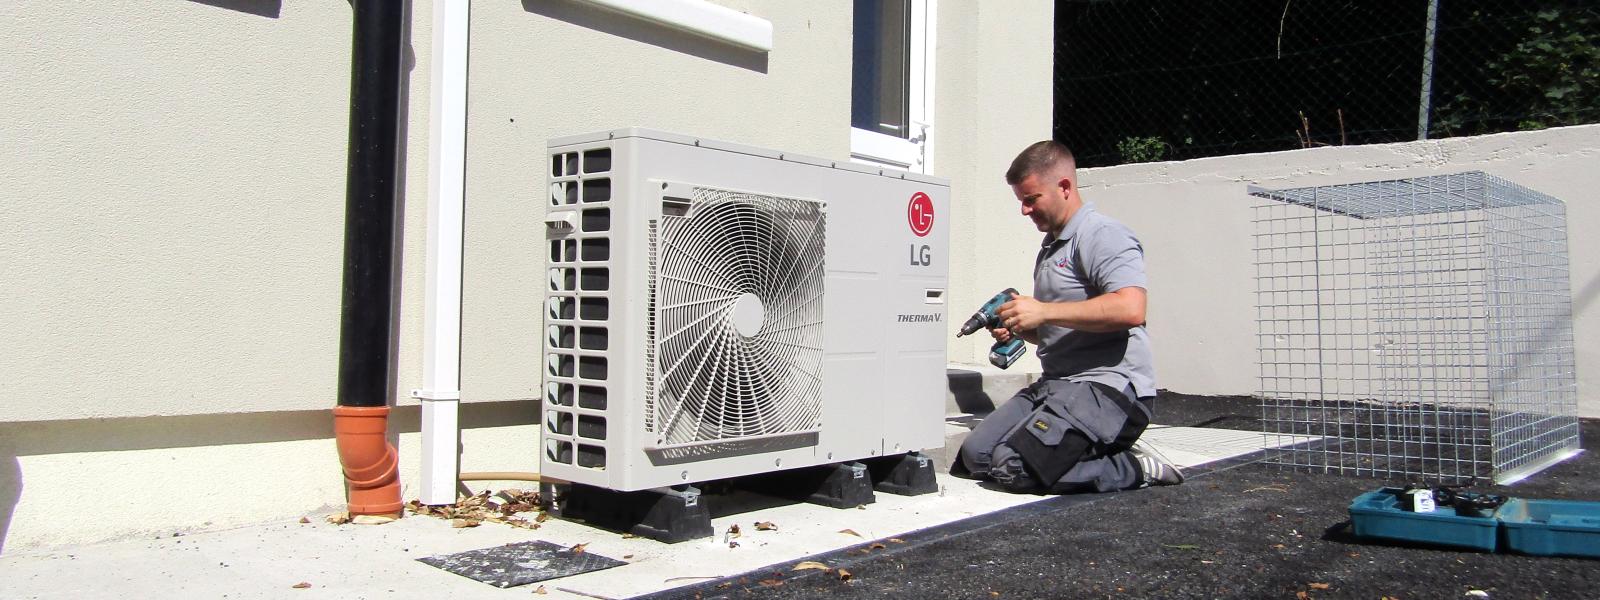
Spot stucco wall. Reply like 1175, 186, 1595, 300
2, 2, 353, 422
967, 125, 1600, 417
0, 0, 1058, 552
456, 0, 853, 405
1, 0, 1056, 416
935, 0, 1056, 367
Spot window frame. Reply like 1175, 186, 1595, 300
850, 0, 936, 173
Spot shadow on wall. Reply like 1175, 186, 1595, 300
188, 0, 282, 18
1573, 273, 1600, 322
0, 401, 537, 457
1, 452, 20, 555
948, 368, 997, 416
522, 0, 769, 73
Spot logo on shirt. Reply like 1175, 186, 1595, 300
1054, 255, 1071, 269
907, 192, 934, 237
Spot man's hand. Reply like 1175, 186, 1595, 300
990, 326, 1013, 344
997, 295, 1049, 332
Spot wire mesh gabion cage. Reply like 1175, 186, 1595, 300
1249, 171, 1581, 485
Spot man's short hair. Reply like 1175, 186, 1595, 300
1005, 140, 1076, 185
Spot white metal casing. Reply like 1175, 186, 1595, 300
542, 128, 950, 491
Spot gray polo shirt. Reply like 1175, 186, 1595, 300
1032, 202, 1156, 398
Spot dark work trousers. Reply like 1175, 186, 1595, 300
957, 379, 1152, 493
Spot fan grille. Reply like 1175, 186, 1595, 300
648, 187, 826, 446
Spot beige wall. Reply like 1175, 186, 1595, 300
0, 0, 1058, 552
2, 2, 353, 422
967, 125, 1600, 416
456, 0, 854, 404
936, 0, 1055, 367
0, 0, 1057, 416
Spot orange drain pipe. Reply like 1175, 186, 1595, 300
334, 406, 403, 515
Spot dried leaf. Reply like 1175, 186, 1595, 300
839, 529, 862, 537
1309, 583, 1331, 590
758, 579, 784, 587
754, 521, 778, 531
728, 524, 742, 538
1272, 544, 1287, 550
325, 512, 351, 525
534, 585, 548, 594
1296, 593, 1309, 600
989, 592, 999, 597
868, 542, 887, 550
728, 541, 740, 548
298, 517, 310, 524
838, 569, 853, 582
621, 532, 636, 538
888, 538, 905, 544
623, 554, 634, 560
536, 513, 551, 523
793, 561, 830, 571
451, 518, 481, 528
570, 542, 588, 554
291, 582, 312, 589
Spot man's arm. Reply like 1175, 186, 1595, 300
996, 286, 1147, 334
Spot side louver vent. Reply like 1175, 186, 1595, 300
544, 147, 613, 469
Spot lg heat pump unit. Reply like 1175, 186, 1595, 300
542, 129, 950, 492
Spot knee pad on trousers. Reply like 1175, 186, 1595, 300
1007, 423, 1093, 485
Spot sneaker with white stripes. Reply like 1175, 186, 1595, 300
1129, 440, 1185, 487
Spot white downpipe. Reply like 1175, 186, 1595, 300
576, 0, 773, 52
413, 0, 470, 506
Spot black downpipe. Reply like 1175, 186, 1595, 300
338, 0, 406, 408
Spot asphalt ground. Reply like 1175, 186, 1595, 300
646, 392, 1597, 600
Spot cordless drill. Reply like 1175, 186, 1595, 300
955, 288, 1028, 369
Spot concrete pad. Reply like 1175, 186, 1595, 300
0, 426, 1274, 599
1140, 425, 1288, 468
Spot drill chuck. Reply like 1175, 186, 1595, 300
956, 313, 989, 337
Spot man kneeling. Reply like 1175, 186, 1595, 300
956, 140, 1181, 493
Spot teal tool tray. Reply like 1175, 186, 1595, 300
1348, 488, 1499, 552
1497, 498, 1600, 558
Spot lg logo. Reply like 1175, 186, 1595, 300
907, 192, 934, 237
907, 192, 933, 266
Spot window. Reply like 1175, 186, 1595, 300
852, 0, 910, 138
850, 0, 935, 173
